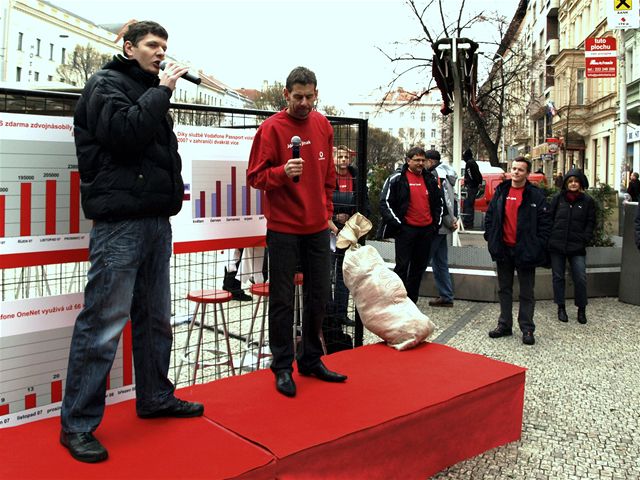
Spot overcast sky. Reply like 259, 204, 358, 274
49, 0, 518, 110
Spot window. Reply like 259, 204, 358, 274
49, 43, 54, 60
576, 68, 585, 105
399, 128, 405, 138
399, 112, 404, 118
420, 129, 425, 138
409, 128, 415, 138
34, 71, 40, 81
47, 75, 53, 81
431, 129, 436, 138
539, 72, 544, 95
18, 32, 23, 51
36, 38, 41, 56
16, 67, 22, 81
420, 112, 426, 122
410, 112, 415, 121
61, 47, 66, 64
432, 112, 437, 122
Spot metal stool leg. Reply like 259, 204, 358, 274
176, 301, 200, 383
240, 296, 262, 371
191, 303, 207, 385
215, 304, 236, 376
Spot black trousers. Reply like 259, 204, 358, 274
496, 248, 536, 333
394, 224, 434, 303
463, 186, 478, 228
266, 229, 330, 373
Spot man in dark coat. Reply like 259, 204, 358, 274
60, 21, 203, 464
378, 146, 444, 303
484, 157, 551, 345
462, 148, 482, 229
627, 172, 640, 202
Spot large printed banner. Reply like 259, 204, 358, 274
0, 294, 136, 428
0, 113, 266, 269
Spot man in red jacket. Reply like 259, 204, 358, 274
247, 66, 347, 397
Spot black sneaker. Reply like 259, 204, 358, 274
522, 331, 535, 345
138, 399, 204, 419
60, 431, 108, 463
488, 326, 512, 338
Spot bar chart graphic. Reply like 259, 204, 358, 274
0, 139, 91, 238
0, 324, 133, 426
191, 160, 264, 219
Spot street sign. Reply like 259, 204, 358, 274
607, 0, 639, 29
585, 37, 617, 78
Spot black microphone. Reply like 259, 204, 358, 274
291, 135, 301, 183
159, 61, 202, 85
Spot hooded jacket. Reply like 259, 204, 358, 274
377, 163, 444, 239
430, 162, 458, 234
548, 169, 596, 256
484, 179, 551, 267
74, 55, 184, 221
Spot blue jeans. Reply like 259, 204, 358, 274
428, 233, 454, 302
266, 229, 330, 373
550, 253, 588, 308
61, 217, 176, 433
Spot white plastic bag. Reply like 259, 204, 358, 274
338, 214, 435, 350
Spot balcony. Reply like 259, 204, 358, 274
545, 39, 559, 61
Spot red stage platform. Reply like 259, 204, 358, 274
1, 343, 525, 479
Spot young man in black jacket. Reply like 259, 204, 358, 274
378, 146, 444, 303
60, 21, 203, 463
462, 148, 482, 229
484, 157, 551, 345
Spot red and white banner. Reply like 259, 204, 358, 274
585, 37, 617, 78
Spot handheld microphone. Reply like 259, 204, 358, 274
291, 135, 301, 183
159, 61, 202, 85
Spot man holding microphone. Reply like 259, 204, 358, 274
60, 21, 203, 463
248, 66, 347, 397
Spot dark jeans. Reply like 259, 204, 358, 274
330, 247, 349, 320
266, 229, 330, 373
394, 224, 434, 303
61, 218, 176, 433
496, 248, 536, 333
463, 186, 478, 228
550, 253, 588, 308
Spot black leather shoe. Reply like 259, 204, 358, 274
275, 371, 296, 397
231, 290, 252, 301
428, 297, 454, 307
522, 331, 535, 345
557, 305, 569, 322
488, 326, 512, 338
577, 307, 587, 324
138, 398, 204, 419
298, 362, 347, 382
60, 431, 108, 463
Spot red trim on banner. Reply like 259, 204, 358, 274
0, 249, 89, 269
173, 235, 266, 254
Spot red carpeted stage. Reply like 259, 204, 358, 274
1, 343, 525, 479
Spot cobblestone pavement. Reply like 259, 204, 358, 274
360, 297, 640, 479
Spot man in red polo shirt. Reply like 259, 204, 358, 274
378, 147, 444, 303
484, 157, 551, 345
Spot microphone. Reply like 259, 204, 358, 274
291, 135, 301, 183
159, 61, 202, 85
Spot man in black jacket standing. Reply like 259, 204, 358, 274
462, 148, 482, 229
484, 157, 551, 346
60, 21, 203, 463
378, 146, 443, 303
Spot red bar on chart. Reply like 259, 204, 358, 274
51, 379, 62, 403
231, 166, 237, 216
25, 393, 36, 410
199, 191, 206, 218
0, 195, 5, 237
215, 181, 222, 217
45, 179, 57, 235
20, 183, 31, 236
123, 320, 133, 386
245, 169, 251, 215
69, 171, 80, 233
0, 404, 8, 415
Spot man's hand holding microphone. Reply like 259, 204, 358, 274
286, 135, 303, 183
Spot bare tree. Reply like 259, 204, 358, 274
57, 44, 111, 87
254, 81, 287, 111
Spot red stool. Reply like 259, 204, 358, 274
176, 289, 235, 385
239, 282, 272, 371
